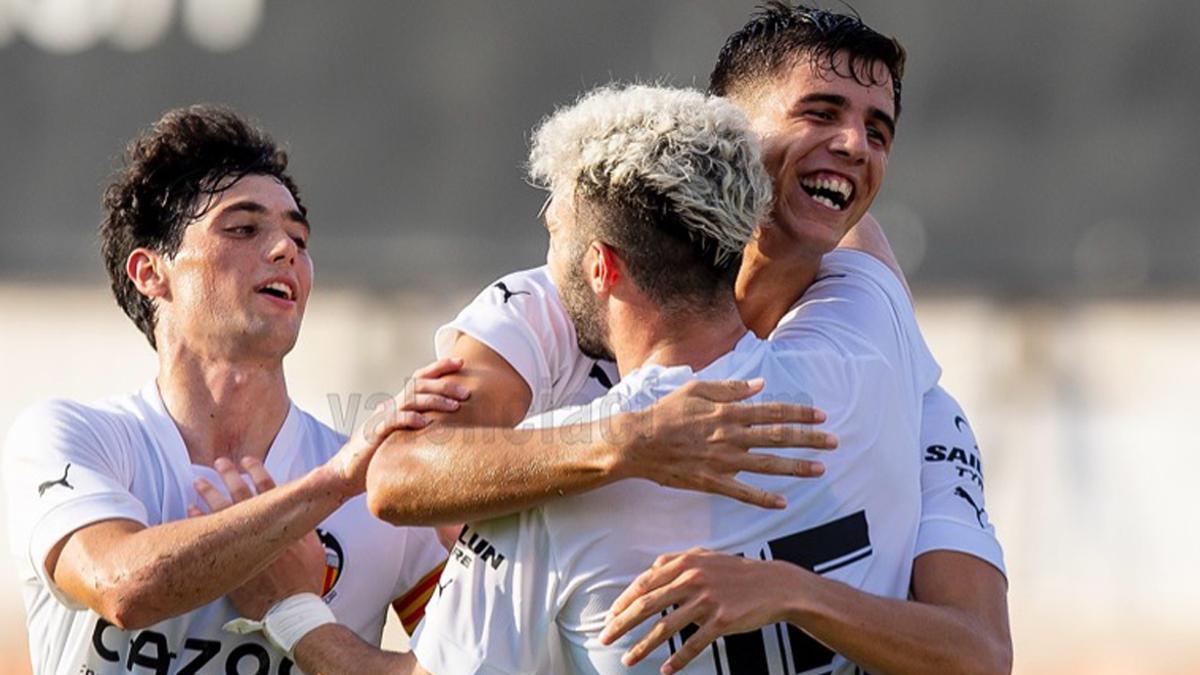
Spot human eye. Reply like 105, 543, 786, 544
226, 224, 257, 236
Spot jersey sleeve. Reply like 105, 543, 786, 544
1, 400, 149, 609
434, 267, 592, 416
770, 249, 941, 402
410, 511, 562, 674
915, 386, 1006, 576
389, 526, 450, 635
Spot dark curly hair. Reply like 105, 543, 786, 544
99, 105, 305, 350
709, 2, 907, 120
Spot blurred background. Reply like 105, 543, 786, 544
1, 1, 1197, 673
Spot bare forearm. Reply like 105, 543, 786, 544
292, 624, 415, 675
780, 563, 1010, 675
367, 421, 622, 525
68, 467, 346, 628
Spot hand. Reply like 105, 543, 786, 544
600, 548, 800, 674
615, 378, 836, 509
191, 458, 327, 620
325, 357, 470, 499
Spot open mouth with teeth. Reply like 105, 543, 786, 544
257, 282, 294, 301
800, 173, 854, 211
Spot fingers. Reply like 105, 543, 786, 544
609, 565, 667, 620
367, 410, 431, 444
411, 356, 465, 380
187, 505, 204, 518
620, 602, 703, 669
240, 457, 276, 494
733, 425, 837, 451
723, 401, 827, 426
214, 457, 253, 502
193, 476, 232, 512
401, 392, 462, 414
660, 621, 723, 674
707, 477, 787, 509
682, 378, 764, 403
731, 452, 826, 479
603, 579, 686, 647
409, 377, 470, 402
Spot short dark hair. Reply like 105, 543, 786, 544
709, 2, 907, 119
99, 105, 304, 349
573, 189, 742, 316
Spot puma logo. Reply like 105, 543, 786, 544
494, 282, 530, 304
38, 464, 74, 497
954, 486, 986, 528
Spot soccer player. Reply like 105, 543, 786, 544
375, 4, 1009, 674
408, 82, 934, 674
0, 106, 464, 674
3, 106, 827, 674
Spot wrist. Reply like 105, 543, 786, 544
603, 410, 648, 482
224, 592, 336, 658
305, 463, 357, 507
773, 559, 818, 626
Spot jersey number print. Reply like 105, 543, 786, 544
668, 511, 871, 674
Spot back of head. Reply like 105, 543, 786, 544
710, 1, 906, 118
528, 84, 772, 314
99, 104, 303, 349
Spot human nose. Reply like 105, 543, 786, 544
829, 123, 869, 164
266, 227, 297, 266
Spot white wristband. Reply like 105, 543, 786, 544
223, 593, 337, 656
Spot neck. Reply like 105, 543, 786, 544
610, 298, 748, 378
735, 232, 825, 338
155, 340, 290, 467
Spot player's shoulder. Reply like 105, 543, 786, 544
8, 392, 144, 441
483, 265, 558, 303
3, 392, 147, 465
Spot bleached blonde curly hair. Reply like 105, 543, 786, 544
528, 84, 772, 276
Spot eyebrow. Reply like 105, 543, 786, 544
795, 93, 896, 139
221, 200, 309, 230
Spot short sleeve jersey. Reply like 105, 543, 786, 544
435, 254, 1005, 577
413, 250, 935, 674
2, 382, 446, 675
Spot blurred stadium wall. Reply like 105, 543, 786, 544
1, 1, 1197, 673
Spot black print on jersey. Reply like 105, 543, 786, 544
953, 415, 969, 432
437, 577, 454, 597
38, 463, 74, 496
668, 511, 871, 674
954, 487, 987, 528
456, 526, 507, 571
90, 618, 296, 674
493, 282, 530, 304
813, 273, 848, 283
588, 363, 615, 390
924, 444, 984, 488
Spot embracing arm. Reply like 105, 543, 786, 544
366, 341, 835, 526
605, 548, 1010, 675
49, 460, 348, 630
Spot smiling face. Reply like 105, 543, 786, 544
739, 53, 896, 255
149, 173, 313, 360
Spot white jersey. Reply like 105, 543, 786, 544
2, 382, 446, 675
436, 253, 1005, 576
414, 250, 937, 674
